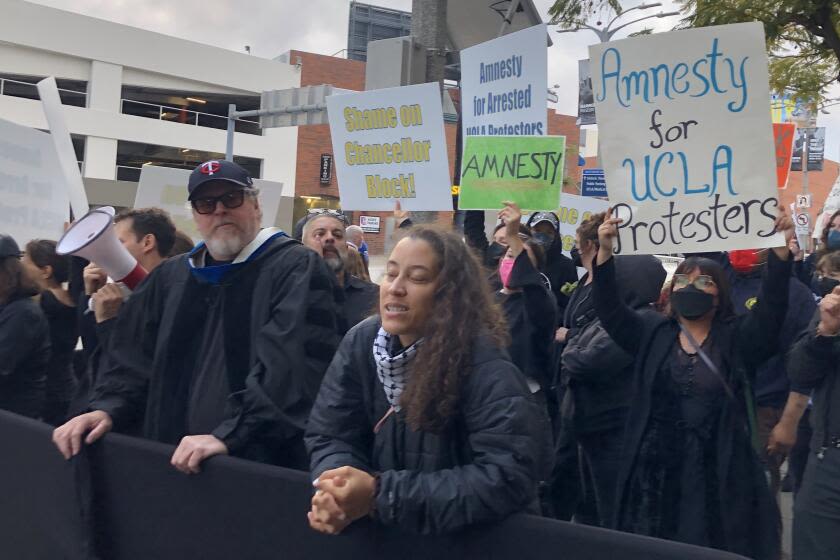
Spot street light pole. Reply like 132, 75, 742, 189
554, 2, 680, 43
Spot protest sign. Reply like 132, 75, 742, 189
37, 77, 89, 220
578, 59, 596, 125
461, 24, 548, 138
0, 117, 70, 245
590, 22, 783, 255
134, 165, 284, 241
326, 82, 452, 211
459, 135, 565, 210
773, 123, 795, 189
581, 169, 607, 197
791, 127, 825, 171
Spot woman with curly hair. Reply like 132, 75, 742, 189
305, 226, 544, 535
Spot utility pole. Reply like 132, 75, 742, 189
411, 0, 448, 91
801, 129, 811, 251
410, 0, 448, 224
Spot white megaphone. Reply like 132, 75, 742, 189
57, 206, 147, 290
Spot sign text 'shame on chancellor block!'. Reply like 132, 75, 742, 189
326, 83, 452, 211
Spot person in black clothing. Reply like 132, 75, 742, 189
463, 209, 577, 313
69, 208, 176, 417
0, 234, 50, 419
53, 160, 341, 473
463, 208, 529, 271
21, 239, 77, 425
788, 255, 840, 560
301, 209, 379, 330
559, 212, 666, 528
306, 226, 543, 535
495, 202, 556, 395
527, 211, 578, 320
495, 203, 556, 502
591, 208, 793, 559
728, 248, 815, 498
793, 208, 840, 294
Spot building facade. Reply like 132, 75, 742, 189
0, 0, 299, 215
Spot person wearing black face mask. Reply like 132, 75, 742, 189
526, 212, 578, 321
793, 208, 840, 295
788, 250, 840, 560
590, 207, 794, 560
463, 210, 530, 276
726, 249, 816, 502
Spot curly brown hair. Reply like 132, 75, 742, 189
398, 226, 510, 433
576, 211, 605, 247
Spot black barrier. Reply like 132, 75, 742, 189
0, 410, 749, 560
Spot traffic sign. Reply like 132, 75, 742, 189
581, 169, 607, 197
795, 212, 810, 235
796, 194, 812, 209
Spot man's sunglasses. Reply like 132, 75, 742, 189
672, 274, 716, 291
190, 188, 258, 215
306, 208, 349, 224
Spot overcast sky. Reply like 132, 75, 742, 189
28, 0, 840, 161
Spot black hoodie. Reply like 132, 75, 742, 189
561, 255, 665, 433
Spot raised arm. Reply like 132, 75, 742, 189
590, 208, 647, 355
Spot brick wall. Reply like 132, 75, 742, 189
546, 112, 581, 196
780, 159, 839, 240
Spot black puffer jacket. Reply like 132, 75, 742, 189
305, 317, 543, 534
561, 255, 665, 433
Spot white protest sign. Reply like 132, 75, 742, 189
461, 23, 548, 138
590, 22, 783, 255
326, 82, 452, 211
36, 77, 89, 220
134, 165, 285, 241
0, 117, 70, 244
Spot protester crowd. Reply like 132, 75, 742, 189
1, 159, 839, 559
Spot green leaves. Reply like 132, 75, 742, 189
676, 0, 840, 105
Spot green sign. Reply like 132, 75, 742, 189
459, 135, 566, 210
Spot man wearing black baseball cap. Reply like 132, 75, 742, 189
54, 160, 342, 473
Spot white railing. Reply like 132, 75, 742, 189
119, 98, 261, 135
0, 77, 87, 106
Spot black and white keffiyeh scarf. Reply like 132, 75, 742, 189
373, 327, 422, 411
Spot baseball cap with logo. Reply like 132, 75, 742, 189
0, 234, 22, 259
187, 160, 254, 200
527, 211, 560, 232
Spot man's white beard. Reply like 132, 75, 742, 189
323, 253, 344, 274
205, 233, 248, 261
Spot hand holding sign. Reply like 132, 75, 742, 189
771, 207, 794, 261
596, 207, 624, 266
817, 285, 840, 337
499, 201, 524, 258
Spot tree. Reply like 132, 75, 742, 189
678, 0, 840, 105
548, 0, 625, 30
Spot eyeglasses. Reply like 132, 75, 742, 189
190, 188, 257, 215
672, 274, 716, 291
306, 208, 349, 224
